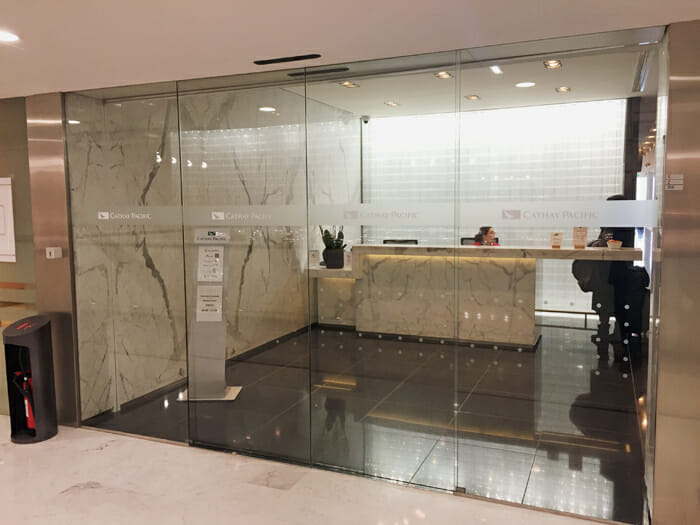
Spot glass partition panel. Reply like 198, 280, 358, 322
178, 72, 311, 461
61, 25, 664, 525
306, 52, 460, 489
65, 82, 188, 441
456, 42, 660, 523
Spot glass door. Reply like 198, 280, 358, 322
65, 82, 189, 441
177, 71, 312, 460
305, 52, 460, 489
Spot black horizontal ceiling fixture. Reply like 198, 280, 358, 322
288, 67, 350, 77
254, 53, 321, 65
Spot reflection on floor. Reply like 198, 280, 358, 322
85, 323, 648, 524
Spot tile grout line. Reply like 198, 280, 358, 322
358, 351, 439, 423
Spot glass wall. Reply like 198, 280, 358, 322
65, 27, 664, 524
65, 82, 188, 440
178, 71, 311, 459
306, 51, 460, 486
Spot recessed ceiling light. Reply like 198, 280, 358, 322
544, 59, 562, 69
465, 95, 480, 101
647, 134, 655, 139
259, 106, 276, 112
650, 128, 657, 132
555, 86, 571, 93
339, 81, 359, 88
67, 120, 81, 125
384, 101, 400, 107
516, 81, 536, 88
0, 30, 19, 43
489, 66, 504, 75
435, 71, 453, 79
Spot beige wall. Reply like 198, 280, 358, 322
0, 97, 36, 415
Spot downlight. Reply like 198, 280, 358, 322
0, 30, 20, 43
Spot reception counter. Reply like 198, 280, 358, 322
311, 245, 642, 349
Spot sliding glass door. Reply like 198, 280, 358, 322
178, 71, 312, 460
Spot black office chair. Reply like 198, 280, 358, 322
383, 239, 418, 245
461, 236, 499, 245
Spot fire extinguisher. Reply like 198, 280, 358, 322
13, 370, 35, 429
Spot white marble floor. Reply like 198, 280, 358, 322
0, 416, 604, 525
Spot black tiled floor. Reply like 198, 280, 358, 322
84, 323, 648, 524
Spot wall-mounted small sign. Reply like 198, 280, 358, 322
665, 173, 684, 191
0, 178, 16, 262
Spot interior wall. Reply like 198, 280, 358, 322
0, 98, 35, 416
653, 19, 700, 525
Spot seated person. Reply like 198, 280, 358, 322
472, 226, 499, 246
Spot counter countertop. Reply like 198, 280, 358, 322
351, 244, 642, 261
309, 266, 354, 278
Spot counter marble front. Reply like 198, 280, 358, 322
311, 245, 642, 348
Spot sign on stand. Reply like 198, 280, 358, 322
181, 228, 241, 402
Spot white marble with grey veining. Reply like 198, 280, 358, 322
66, 93, 187, 419
316, 277, 356, 326
178, 87, 310, 358
353, 252, 537, 346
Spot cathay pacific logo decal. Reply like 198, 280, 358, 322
501, 208, 597, 220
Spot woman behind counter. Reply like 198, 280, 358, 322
473, 226, 500, 246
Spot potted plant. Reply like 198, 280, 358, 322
319, 225, 346, 269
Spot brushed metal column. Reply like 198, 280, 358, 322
654, 20, 700, 525
25, 93, 80, 425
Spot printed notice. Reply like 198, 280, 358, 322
197, 246, 224, 282
196, 285, 223, 322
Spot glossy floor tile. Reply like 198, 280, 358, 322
83, 323, 648, 523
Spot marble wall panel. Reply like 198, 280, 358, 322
66, 93, 187, 420
306, 98, 362, 249
317, 277, 355, 326
179, 88, 310, 358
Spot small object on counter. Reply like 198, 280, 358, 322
573, 227, 588, 249
607, 239, 623, 249
550, 232, 563, 249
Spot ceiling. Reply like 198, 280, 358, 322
295, 47, 657, 118
2, 1, 700, 100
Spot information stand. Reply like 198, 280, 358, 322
181, 229, 241, 402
